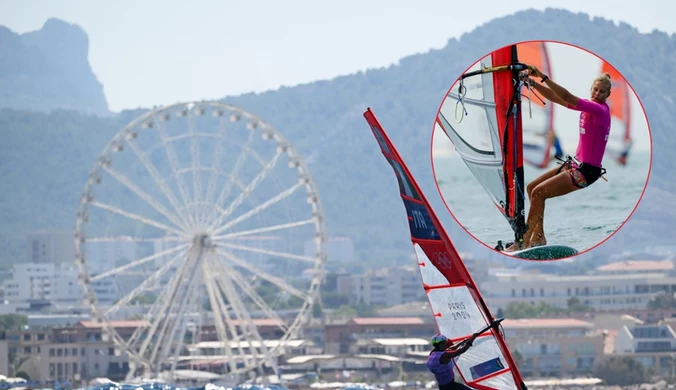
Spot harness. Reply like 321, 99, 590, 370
555, 154, 608, 181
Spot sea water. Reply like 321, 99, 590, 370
435, 150, 651, 253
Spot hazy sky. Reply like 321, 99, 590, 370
1, 0, 673, 112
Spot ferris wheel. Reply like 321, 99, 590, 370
74, 101, 327, 382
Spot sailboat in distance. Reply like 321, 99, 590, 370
364, 108, 527, 390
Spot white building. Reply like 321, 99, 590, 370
3, 263, 55, 302
349, 266, 424, 307
1, 263, 116, 307
85, 237, 138, 274
614, 323, 676, 376
502, 318, 604, 377
27, 230, 75, 264
480, 270, 676, 312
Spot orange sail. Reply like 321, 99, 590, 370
517, 41, 560, 169
602, 61, 632, 166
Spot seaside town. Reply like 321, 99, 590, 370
2, 232, 676, 389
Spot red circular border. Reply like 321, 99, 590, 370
429, 39, 654, 262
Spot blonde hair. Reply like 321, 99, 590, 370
594, 72, 612, 94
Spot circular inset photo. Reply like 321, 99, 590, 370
432, 40, 651, 261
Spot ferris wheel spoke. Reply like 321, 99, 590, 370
102, 166, 190, 230
207, 130, 256, 227
124, 137, 193, 227
90, 242, 188, 283
215, 248, 307, 300
187, 110, 205, 225
87, 236, 183, 243
212, 181, 303, 236
104, 248, 187, 316
218, 241, 316, 265
205, 255, 254, 367
207, 150, 284, 231
153, 117, 198, 226
135, 247, 199, 360
125, 280, 175, 356
211, 252, 289, 333
212, 218, 315, 241
203, 116, 228, 224
148, 252, 202, 366
89, 201, 186, 237
174, 166, 215, 227
169, 286, 203, 375
156, 251, 204, 369
202, 257, 239, 365
210, 255, 275, 372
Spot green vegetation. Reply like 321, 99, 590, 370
511, 349, 524, 368
0, 313, 28, 331
130, 293, 157, 305
503, 297, 594, 318
594, 356, 648, 386
648, 292, 676, 310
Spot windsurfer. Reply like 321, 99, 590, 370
427, 334, 478, 389
506, 66, 612, 252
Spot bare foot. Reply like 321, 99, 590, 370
529, 240, 546, 248
504, 241, 522, 252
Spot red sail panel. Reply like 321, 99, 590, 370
491, 46, 524, 222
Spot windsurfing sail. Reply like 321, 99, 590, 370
364, 108, 527, 390
602, 61, 633, 166
518, 41, 563, 168
435, 44, 528, 247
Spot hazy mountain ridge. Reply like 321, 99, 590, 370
0, 18, 110, 115
0, 8, 673, 268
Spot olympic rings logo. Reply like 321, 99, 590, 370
431, 252, 453, 270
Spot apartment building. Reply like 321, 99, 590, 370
614, 323, 676, 377
27, 231, 75, 265
480, 270, 676, 312
503, 318, 605, 378
3, 320, 146, 381
86, 237, 138, 274
2, 263, 117, 308
324, 317, 437, 354
343, 267, 425, 307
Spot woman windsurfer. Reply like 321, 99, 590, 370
427, 334, 477, 389
506, 66, 612, 252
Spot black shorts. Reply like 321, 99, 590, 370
568, 162, 603, 188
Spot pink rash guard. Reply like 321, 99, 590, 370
567, 98, 611, 167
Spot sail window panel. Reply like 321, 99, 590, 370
440, 103, 499, 158
387, 159, 420, 200
465, 163, 506, 208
